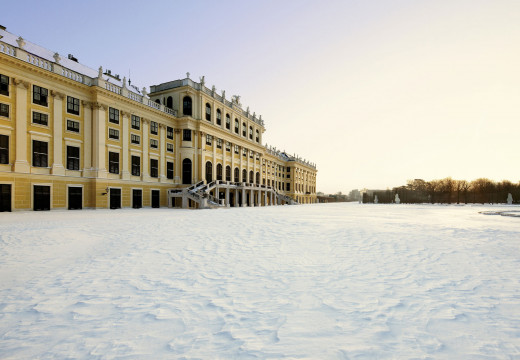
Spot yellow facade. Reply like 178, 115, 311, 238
0, 28, 317, 211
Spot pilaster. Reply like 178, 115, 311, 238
142, 118, 149, 181
159, 123, 167, 183
121, 111, 130, 180
174, 129, 181, 184
92, 102, 107, 178
82, 100, 93, 176
13, 79, 30, 173
51, 91, 65, 175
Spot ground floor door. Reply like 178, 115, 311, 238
151, 190, 160, 208
133, 189, 142, 209
229, 192, 235, 207
110, 188, 121, 209
68, 187, 82, 210
34, 185, 50, 211
0, 184, 11, 212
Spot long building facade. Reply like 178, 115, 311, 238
0, 27, 317, 211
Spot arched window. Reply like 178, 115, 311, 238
155, 99, 161, 105
183, 96, 192, 116
256, 172, 260, 185
216, 109, 222, 125
249, 126, 253, 140
226, 166, 231, 182
234, 167, 239, 183
242, 122, 246, 137
182, 158, 192, 184
249, 170, 254, 184
166, 96, 173, 109
205, 103, 211, 121
216, 163, 223, 181
235, 119, 239, 134
242, 169, 247, 183
226, 114, 231, 129
255, 129, 259, 143
205, 161, 213, 183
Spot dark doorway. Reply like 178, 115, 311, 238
0, 184, 11, 212
133, 189, 142, 209
110, 188, 121, 209
34, 185, 50, 211
151, 190, 160, 208
182, 158, 192, 185
68, 187, 82, 210
229, 192, 235, 207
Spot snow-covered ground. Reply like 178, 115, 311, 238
1, 203, 519, 359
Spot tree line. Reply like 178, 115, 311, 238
362, 178, 520, 204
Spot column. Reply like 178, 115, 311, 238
241, 188, 246, 207
193, 131, 199, 182
121, 111, 130, 180
270, 191, 273, 206
13, 79, 30, 173
142, 119, 149, 181
51, 91, 65, 175
82, 101, 93, 176
212, 135, 216, 181
92, 102, 107, 178
234, 189, 239, 207
264, 191, 268, 206
159, 123, 166, 182
250, 189, 254, 207
174, 129, 181, 184
225, 187, 230, 207
200, 132, 206, 183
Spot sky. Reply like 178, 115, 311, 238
3, 0, 520, 193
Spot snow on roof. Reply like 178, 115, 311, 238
0, 28, 142, 95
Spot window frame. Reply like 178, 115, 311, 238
216, 109, 221, 125
131, 115, 140, 130
32, 140, 48, 167
150, 121, 158, 135
183, 129, 191, 141
32, 111, 48, 126
109, 107, 119, 124
167, 126, 174, 139
66, 145, 80, 171
108, 152, 119, 174
32, 85, 48, 107
0, 103, 9, 118
167, 143, 174, 152
0, 134, 8, 164
66, 96, 80, 115
225, 114, 231, 129
150, 158, 159, 178
167, 161, 174, 180
131, 155, 140, 176
131, 134, 140, 145
150, 139, 158, 149
108, 128, 120, 140
0, 74, 9, 96
66, 119, 80, 133
205, 103, 211, 121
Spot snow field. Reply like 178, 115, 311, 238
0, 203, 519, 359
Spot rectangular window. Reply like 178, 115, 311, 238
287, 173, 290, 179
32, 140, 48, 167
217, 138, 222, 149
183, 129, 191, 141
131, 155, 140, 176
131, 115, 140, 130
235, 120, 239, 134
33, 85, 48, 106
225, 142, 231, 152
167, 126, 173, 139
109, 128, 119, 140
167, 161, 174, 179
0, 135, 8, 164
150, 139, 158, 149
109, 152, 119, 174
167, 143, 174, 152
67, 96, 80, 115
67, 119, 80, 132
234, 145, 239, 154
206, 134, 212, 146
150, 158, 158, 178
131, 134, 140, 145
0, 103, 9, 118
109, 107, 119, 124
0, 74, 9, 96
242, 149, 247, 157
66, 146, 80, 170
150, 121, 158, 135
32, 112, 48, 126
250, 151, 253, 159
287, 183, 291, 191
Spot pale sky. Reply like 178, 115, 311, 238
4, 0, 520, 194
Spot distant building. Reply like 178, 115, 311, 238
0, 27, 317, 211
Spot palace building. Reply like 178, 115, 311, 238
0, 27, 317, 211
